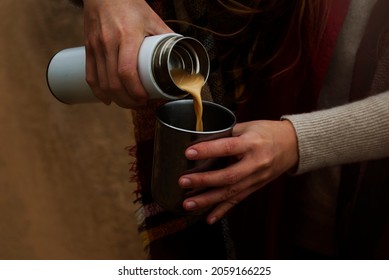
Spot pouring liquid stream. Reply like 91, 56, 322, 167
170, 69, 204, 131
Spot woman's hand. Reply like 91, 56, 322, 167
82, 0, 173, 108
178, 120, 299, 224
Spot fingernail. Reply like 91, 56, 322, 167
185, 201, 198, 210
209, 216, 218, 225
179, 177, 191, 187
186, 149, 198, 159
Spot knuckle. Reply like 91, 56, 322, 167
261, 152, 275, 169
225, 197, 240, 208
85, 36, 101, 53
107, 80, 122, 93
223, 198, 240, 210
256, 168, 273, 184
223, 186, 239, 199
84, 40, 92, 50
251, 140, 275, 170
85, 74, 97, 88
223, 139, 237, 155
117, 64, 133, 78
224, 172, 240, 185
84, 36, 96, 50
99, 29, 117, 48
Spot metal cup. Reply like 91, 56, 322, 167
151, 100, 236, 214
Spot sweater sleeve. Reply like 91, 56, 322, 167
282, 91, 389, 174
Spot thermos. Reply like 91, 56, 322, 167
46, 33, 210, 104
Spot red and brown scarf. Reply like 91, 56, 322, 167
130, 0, 389, 259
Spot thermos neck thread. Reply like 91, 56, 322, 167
152, 35, 210, 97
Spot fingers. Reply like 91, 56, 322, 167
179, 123, 274, 223
117, 36, 148, 102
205, 186, 260, 224
179, 156, 257, 188
183, 170, 266, 208
85, 34, 148, 108
82, 0, 171, 108
185, 137, 246, 161
85, 43, 111, 105
182, 176, 264, 224
180, 120, 299, 225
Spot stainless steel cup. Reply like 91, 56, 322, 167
152, 100, 236, 214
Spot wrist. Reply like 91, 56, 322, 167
280, 120, 299, 173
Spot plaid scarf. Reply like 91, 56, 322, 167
129, 0, 353, 259
129, 0, 235, 259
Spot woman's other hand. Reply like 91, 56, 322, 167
179, 120, 299, 224
83, 0, 173, 108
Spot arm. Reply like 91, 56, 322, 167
70, 0, 173, 108
282, 91, 389, 174
179, 91, 389, 224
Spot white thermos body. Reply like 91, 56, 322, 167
46, 33, 210, 104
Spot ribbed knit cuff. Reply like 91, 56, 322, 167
282, 91, 389, 174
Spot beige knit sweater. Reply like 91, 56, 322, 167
284, 91, 389, 174
283, 0, 389, 175
282, 0, 389, 256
